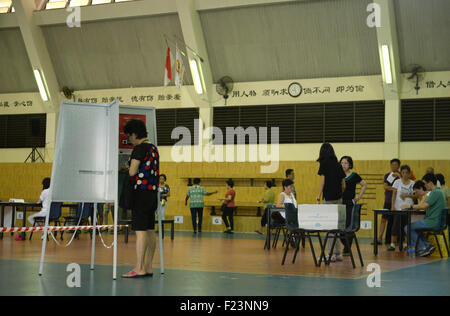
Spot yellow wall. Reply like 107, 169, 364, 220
1, 160, 449, 237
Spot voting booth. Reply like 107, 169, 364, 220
39, 101, 162, 280
298, 204, 346, 231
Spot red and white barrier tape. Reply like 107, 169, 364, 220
0, 225, 128, 233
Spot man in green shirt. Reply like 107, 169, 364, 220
403, 173, 446, 257
255, 181, 276, 235
185, 178, 217, 233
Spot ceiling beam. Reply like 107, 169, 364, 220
374, 0, 402, 99
12, 0, 61, 112
33, 0, 177, 26
195, 0, 303, 11
0, 12, 18, 28
176, 0, 215, 106
373, 0, 403, 156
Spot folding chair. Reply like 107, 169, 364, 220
30, 202, 63, 240
62, 203, 93, 240
282, 203, 317, 266
264, 204, 287, 249
419, 208, 449, 258
322, 204, 364, 268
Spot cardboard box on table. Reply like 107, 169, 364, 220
298, 204, 346, 231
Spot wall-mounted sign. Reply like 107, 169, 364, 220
119, 113, 146, 149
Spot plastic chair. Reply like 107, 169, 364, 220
62, 203, 93, 240
325, 204, 364, 268
281, 203, 318, 266
419, 208, 449, 258
263, 204, 285, 249
29, 202, 62, 240
266, 204, 288, 249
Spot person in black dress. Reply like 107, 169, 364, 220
316, 143, 346, 262
340, 156, 366, 254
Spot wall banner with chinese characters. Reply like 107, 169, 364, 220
0, 93, 45, 114
211, 75, 385, 107
1, 71, 449, 114
211, 72, 450, 107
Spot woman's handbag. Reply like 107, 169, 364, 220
119, 178, 134, 210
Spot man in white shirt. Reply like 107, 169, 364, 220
28, 178, 51, 225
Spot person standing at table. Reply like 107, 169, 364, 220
28, 177, 51, 225
122, 119, 159, 278
316, 143, 346, 262
340, 156, 367, 255
389, 165, 415, 252
435, 174, 449, 207
158, 174, 170, 220
185, 178, 217, 234
255, 181, 276, 235
402, 173, 446, 257
374, 159, 401, 246
220, 179, 236, 234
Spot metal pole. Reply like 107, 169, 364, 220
113, 201, 118, 280
38, 198, 52, 276
90, 203, 97, 270
157, 192, 164, 274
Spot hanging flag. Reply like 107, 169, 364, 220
164, 44, 173, 86
175, 43, 185, 89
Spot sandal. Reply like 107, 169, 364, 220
122, 270, 146, 278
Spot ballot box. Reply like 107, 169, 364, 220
298, 204, 346, 231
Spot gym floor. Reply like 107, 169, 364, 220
0, 231, 448, 296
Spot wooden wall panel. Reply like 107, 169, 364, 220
1, 160, 449, 237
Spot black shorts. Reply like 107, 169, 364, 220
382, 202, 393, 220
131, 190, 158, 231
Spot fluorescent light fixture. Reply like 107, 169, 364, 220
190, 59, 204, 94
381, 45, 392, 84
33, 69, 49, 102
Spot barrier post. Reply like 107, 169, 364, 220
91, 203, 98, 270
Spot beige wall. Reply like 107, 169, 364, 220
1, 71, 449, 163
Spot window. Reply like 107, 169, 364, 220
68, 0, 89, 7
155, 108, 199, 146
45, 0, 69, 9
0, 114, 47, 148
0, 0, 12, 13
401, 98, 450, 141
41, 0, 135, 10
92, 0, 112, 4
213, 101, 385, 144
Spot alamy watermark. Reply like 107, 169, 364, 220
171, 119, 280, 174
366, 263, 381, 288
66, 263, 81, 288
367, 2, 381, 28
66, 6, 81, 28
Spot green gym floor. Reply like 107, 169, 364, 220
0, 231, 449, 296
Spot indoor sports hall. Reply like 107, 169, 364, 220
0, 0, 449, 298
